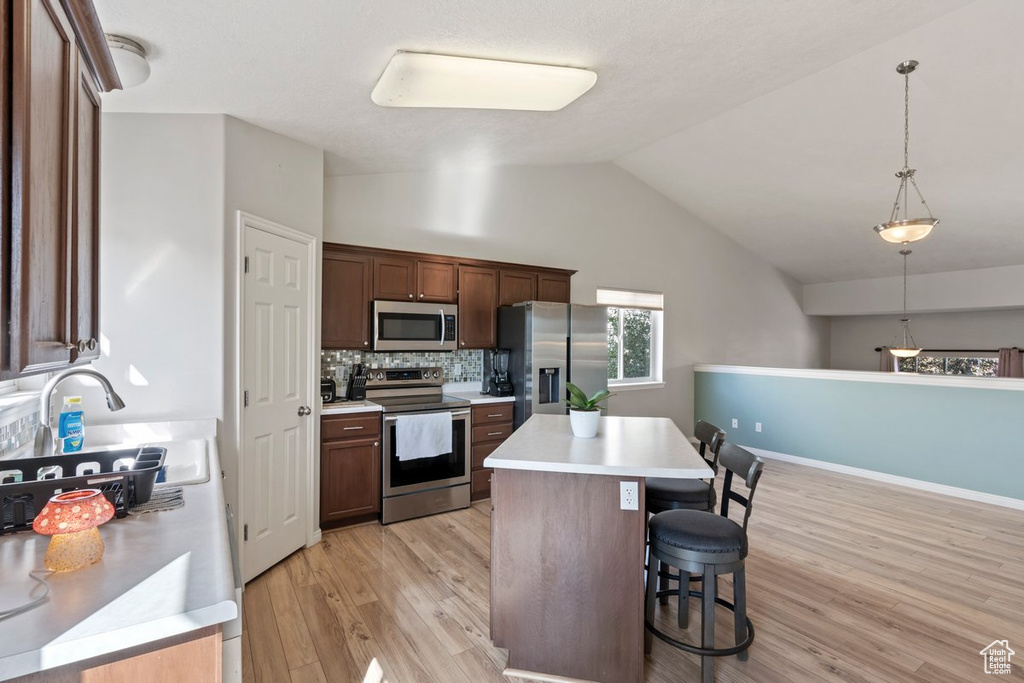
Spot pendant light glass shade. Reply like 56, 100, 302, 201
889, 249, 921, 358
872, 60, 938, 244
874, 218, 937, 245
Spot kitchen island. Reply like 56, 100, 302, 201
484, 414, 713, 683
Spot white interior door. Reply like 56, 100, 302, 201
241, 218, 313, 582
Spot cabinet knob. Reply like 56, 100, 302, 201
419, 293, 424, 299
460, 341, 466, 347
408, 294, 413, 299
373, 441, 379, 447
363, 341, 369, 346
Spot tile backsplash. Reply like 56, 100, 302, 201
321, 350, 484, 386
0, 401, 40, 460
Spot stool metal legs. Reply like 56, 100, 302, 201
734, 567, 748, 662
644, 556, 658, 654
701, 565, 717, 683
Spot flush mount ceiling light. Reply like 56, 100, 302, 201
371, 51, 597, 111
105, 34, 150, 88
889, 249, 922, 358
873, 60, 939, 245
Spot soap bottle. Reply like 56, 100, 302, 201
59, 396, 84, 454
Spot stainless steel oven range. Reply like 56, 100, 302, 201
365, 367, 471, 524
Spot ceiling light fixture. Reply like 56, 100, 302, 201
371, 51, 597, 111
889, 249, 921, 358
873, 60, 938, 245
105, 34, 150, 88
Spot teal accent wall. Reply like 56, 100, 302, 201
694, 371, 1024, 500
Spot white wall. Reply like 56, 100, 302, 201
221, 117, 324, 522
830, 308, 1024, 370
803, 264, 1024, 316
324, 162, 830, 431
59, 114, 227, 424
67, 114, 322, 538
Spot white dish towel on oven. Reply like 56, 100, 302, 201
395, 412, 453, 461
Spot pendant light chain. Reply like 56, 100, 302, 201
902, 250, 908, 314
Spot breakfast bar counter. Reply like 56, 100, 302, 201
483, 414, 713, 683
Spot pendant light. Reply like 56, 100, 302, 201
873, 60, 939, 244
889, 249, 921, 358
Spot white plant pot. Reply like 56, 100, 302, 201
569, 409, 600, 438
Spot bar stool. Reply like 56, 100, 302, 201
644, 443, 764, 683
645, 420, 726, 515
645, 420, 726, 612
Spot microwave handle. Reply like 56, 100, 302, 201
439, 309, 445, 346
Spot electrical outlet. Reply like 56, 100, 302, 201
755, 422, 762, 433
620, 481, 639, 510
732, 418, 739, 429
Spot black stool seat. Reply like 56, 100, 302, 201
650, 509, 746, 558
647, 478, 717, 512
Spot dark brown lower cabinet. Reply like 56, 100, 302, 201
470, 403, 514, 500
320, 414, 381, 525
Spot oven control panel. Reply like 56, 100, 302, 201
365, 367, 444, 387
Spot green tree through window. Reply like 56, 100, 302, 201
608, 307, 653, 382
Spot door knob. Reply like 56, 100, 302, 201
297, 406, 312, 416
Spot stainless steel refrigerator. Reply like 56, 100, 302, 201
488, 302, 609, 430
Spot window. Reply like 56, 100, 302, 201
597, 288, 663, 387
896, 354, 999, 376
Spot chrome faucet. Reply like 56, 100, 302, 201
33, 368, 127, 456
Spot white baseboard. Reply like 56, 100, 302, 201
744, 446, 1024, 511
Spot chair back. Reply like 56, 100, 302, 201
693, 420, 726, 471
717, 443, 764, 531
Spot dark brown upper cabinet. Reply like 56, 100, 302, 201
323, 249, 372, 349
458, 265, 498, 349
538, 272, 571, 304
373, 255, 416, 301
321, 243, 574, 350
417, 260, 457, 303
499, 269, 538, 306
373, 255, 457, 304
4, 0, 117, 376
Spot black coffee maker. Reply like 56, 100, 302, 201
487, 348, 513, 397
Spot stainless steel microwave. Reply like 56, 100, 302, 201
372, 301, 458, 352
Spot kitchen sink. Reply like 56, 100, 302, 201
81, 438, 210, 486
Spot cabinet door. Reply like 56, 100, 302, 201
537, 273, 571, 303
70, 54, 100, 363
373, 256, 416, 301
458, 265, 498, 349
323, 250, 371, 349
417, 260, 457, 303
10, 0, 77, 374
320, 437, 381, 523
499, 269, 537, 306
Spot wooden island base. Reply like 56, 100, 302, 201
490, 469, 647, 683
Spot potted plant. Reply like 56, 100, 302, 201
565, 382, 614, 438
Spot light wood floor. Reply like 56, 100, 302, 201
241, 461, 1024, 682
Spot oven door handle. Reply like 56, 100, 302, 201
384, 409, 470, 423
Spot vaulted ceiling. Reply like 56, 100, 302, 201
96, 0, 1024, 285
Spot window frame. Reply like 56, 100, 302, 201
896, 351, 1000, 377
600, 288, 664, 390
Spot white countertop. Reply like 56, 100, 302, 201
483, 414, 713, 479
0, 420, 237, 680
321, 401, 382, 415
443, 390, 515, 405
